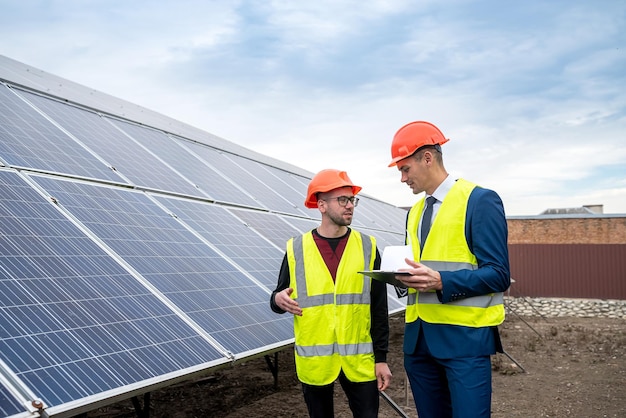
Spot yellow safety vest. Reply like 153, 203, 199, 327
286, 230, 377, 385
405, 179, 505, 327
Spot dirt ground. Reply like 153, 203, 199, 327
93, 313, 625, 418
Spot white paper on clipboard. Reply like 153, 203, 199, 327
380, 245, 413, 271
359, 245, 415, 290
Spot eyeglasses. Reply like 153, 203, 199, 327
323, 196, 359, 207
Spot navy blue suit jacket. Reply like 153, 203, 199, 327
403, 186, 511, 359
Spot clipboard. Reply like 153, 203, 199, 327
359, 270, 410, 288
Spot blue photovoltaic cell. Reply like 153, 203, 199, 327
14, 90, 202, 197
282, 217, 324, 236
225, 154, 309, 216
0, 383, 25, 418
283, 171, 311, 190
107, 125, 260, 207
0, 170, 225, 412
263, 168, 310, 194
0, 86, 121, 182
229, 209, 307, 250
91, 117, 203, 196
177, 138, 266, 209
366, 230, 405, 250
103, 120, 218, 200
154, 196, 284, 289
355, 197, 407, 233
29, 175, 294, 355
181, 141, 304, 216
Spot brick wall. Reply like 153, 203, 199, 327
506, 215, 626, 299
507, 217, 626, 244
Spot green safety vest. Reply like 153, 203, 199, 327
405, 178, 505, 327
286, 231, 377, 385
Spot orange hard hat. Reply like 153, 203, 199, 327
304, 169, 362, 208
388, 121, 450, 167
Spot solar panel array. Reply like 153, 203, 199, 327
0, 60, 407, 417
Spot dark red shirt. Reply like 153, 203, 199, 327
311, 228, 349, 282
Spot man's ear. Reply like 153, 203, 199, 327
423, 150, 433, 164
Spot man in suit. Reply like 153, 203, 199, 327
388, 121, 510, 418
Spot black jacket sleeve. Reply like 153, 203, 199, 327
269, 254, 290, 314
370, 247, 389, 363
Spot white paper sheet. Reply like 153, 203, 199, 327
380, 245, 414, 271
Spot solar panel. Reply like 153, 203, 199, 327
27, 174, 294, 355
0, 86, 121, 182
106, 125, 260, 207
103, 119, 238, 201
152, 194, 284, 289
0, 56, 408, 417
223, 154, 309, 214
229, 209, 309, 249
262, 165, 312, 198
180, 140, 306, 216
159, 135, 260, 207
0, 169, 226, 415
356, 197, 408, 232
0, 383, 27, 418
365, 229, 405, 250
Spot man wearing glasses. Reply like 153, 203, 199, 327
270, 169, 392, 418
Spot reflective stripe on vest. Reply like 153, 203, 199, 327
404, 179, 505, 327
408, 291, 504, 308
292, 233, 372, 309
405, 260, 504, 308
295, 341, 374, 357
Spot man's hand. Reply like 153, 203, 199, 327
376, 362, 392, 391
274, 288, 302, 316
397, 258, 442, 292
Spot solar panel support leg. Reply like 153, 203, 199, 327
505, 301, 543, 338
264, 352, 279, 389
131, 392, 151, 418
379, 390, 410, 417
501, 349, 526, 373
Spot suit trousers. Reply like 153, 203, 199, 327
301, 370, 379, 418
404, 327, 493, 418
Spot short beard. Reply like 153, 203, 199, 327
328, 211, 352, 227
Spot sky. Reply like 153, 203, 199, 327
1, 0, 625, 216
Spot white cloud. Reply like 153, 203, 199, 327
0, 0, 624, 215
